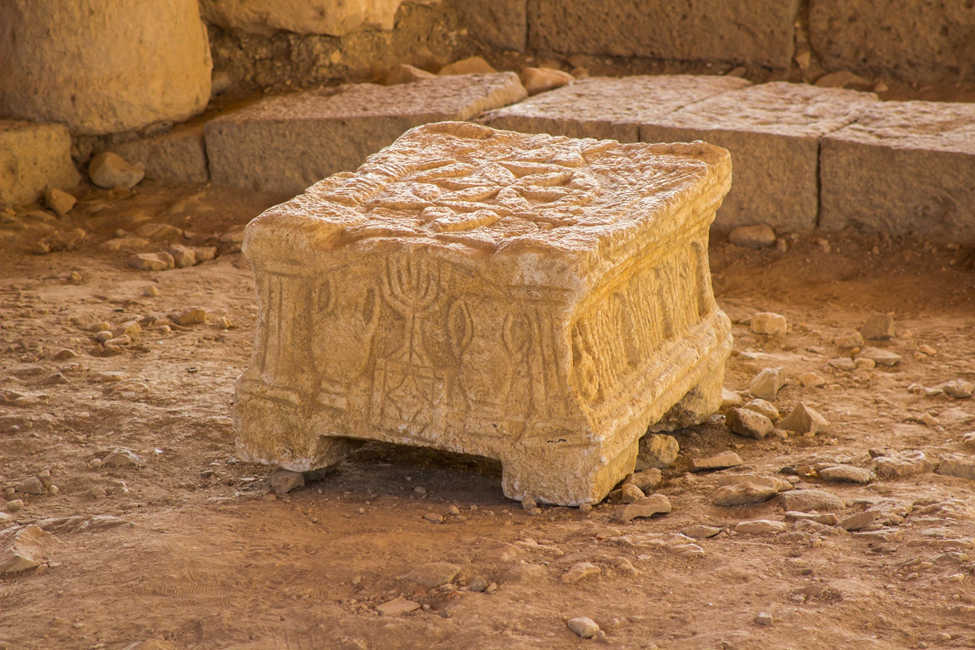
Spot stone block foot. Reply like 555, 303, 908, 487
651, 356, 726, 432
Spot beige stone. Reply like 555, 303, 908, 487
0, 122, 80, 207
0, 0, 212, 135
439, 56, 497, 76
234, 122, 733, 505
0, 525, 56, 573
385, 64, 436, 86
520, 67, 575, 96
779, 402, 830, 435
200, 0, 422, 37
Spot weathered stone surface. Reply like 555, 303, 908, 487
713, 482, 777, 507
439, 56, 497, 76
838, 510, 878, 531
937, 454, 975, 481
128, 253, 175, 272
821, 101, 975, 243
861, 313, 895, 340
779, 489, 845, 512
206, 74, 527, 195
652, 360, 725, 431
385, 64, 436, 86
0, 525, 56, 573
623, 469, 662, 492
819, 465, 871, 484
779, 403, 830, 435
567, 616, 600, 639
456, 0, 528, 52
734, 519, 787, 534
942, 380, 974, 400
726, 407, 773, 439
0, 122, 80, 207
89, 153, 145, 190
269, 469, 305, 494
809, 0, 975, 85
614, 494, 672, 522
376, 596, 420, 616
520, 67, 575, 96
404, 562, 461, 588
44, 188, 76, 217
690, 451, 742, 472
636, 434, 679, 470
716, 474, 792, 492
200, 0, 415, 37
480, 75, 749, 144
561, 561, 601, 583
857, 347, 901, 367
641, 83, 878, 231
749, 367, 784, 401
743, 399, 779, 421
751, 312, 787, 336
528, 0, 800, 68
0, 0, 211, 135
107, 125, 209, 183
728, 224, 776, 248
234, 122, 733, 505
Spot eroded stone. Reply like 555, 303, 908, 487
0, 121, 80, 206
234, 122, 733, 506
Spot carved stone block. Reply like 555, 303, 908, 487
235, 121, 733, 505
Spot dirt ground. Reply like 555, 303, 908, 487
1, 179, 974, 650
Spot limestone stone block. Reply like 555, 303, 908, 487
528, 0, 801, 69
107, 125, 209, 184
199, 0, 424, 37
455, 0, 528, 52
0, 121, 80, 207
205, 73, 527, 195
234, 121, 733, 505
480, 75, 750, 144
0, 0, 212, 136
640, 82, 878, 232
809, 0, 975, 85
820, 101, 975, 244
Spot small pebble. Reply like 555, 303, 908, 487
567, 616, 600, 639
143, 286, 160, 297
755, 612, 774, 626
448, 505, 460, 516
6, 499, 24, 512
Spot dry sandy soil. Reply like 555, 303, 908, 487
1, 179, 974, 650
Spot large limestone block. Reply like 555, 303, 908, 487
640, 82, 878, 232
455, 0, 528, 52
206, 73, 527, 195
479, 76, 751, 144
809, 0, 975, 84
0, 121, 80, 207
234, 121, 733, 505
528, 0, 800, 69
820, 101, 975, 243
0, 0, 212, 136
107, 125, 209, 184
200, 0, 435, 37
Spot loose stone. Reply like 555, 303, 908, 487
621, 484, 645, 504
15, 477, 45, 495
44, 187, 76, 217
750, 367, 784, 400
468, 576, 488, 592
690, 451, 743, 472
715, 474, 792, 492
838, 510, 878, 531
376, 597, 420, 616
561, 562, 601, 583
682, 524, 722, 539
269, 469, 304, 495
799, 372, 826, 388
754, 612, 774, 626
751, 312, 787, 336
941, 380, 974, 399
637, 434, 679, 469
614, 494, 672, 522
779, 489, 845, 512
857, 347, 901, 367
0, 525, 57, 573
743, 398, 779, 421
828, 357, 857, 371
624, 469, 662, 492
726, 407, 773, 439
405, 562, 461, 589
171, 307, 207, 326
127, 252, 175, 271
735, 519, 787, 534
438, 56, 496, 76
937, 455, 975, 481
872, 450, 933, 478
834, 332, 864, 348
423, 513, 444, 524
384, 63, 436, 85
861, 313, 895, 340
729, 224, 776, 249
520, 67, 575, 96
567, 617, 600, 639
818, 465, 871, 484
102, 448, 142, 467
721, 387, 743, 409
89, 152, 145, 189
522, 496, 537, 511
917, 344, 937, 356
779, 403, 830, 435
5, 500, 24, 513
713, 483, 778, 507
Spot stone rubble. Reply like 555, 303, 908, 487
743, 398, 779, 421
937, 455, 975, 481
728, 224, 776, 249
520, 67, 575, 96
567, 616, 601, 639
734, 519, 787, 534
726, 407, 774, 439
88, 152, 145, 190
614, 494, 672, 523
269, 469, 304, 495
749, 367, 784, 400
0, 525, 57, 573
713, 483, 778, 507
857, 347, 901, 367
637, 434, 680, 469
690, 451, 743, 472
750, 312, 787, 336
779, 489, 845, 512
779, 403, 830, 435
860, 313, 896, 340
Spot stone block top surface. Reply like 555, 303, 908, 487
481, 75, 751, 129
651, 82, 878, 138
246, 121, 731, 282
212, 73, 527, 126
825, 100, 975, 155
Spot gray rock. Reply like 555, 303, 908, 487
88, 152, 145, 189
269, 469, 304, 495
567, 616, 600, 639
749, 367, 784, 400
468, 576, 488, 592
779, 403, 830, 435
404, 562, 461, 589
14, 477, 45, 495
860, 313, 895, 340
690, 451, 743, 472
941, 380, 974, 400
102, 448, 142, 467
614, 494, 671, 522
521, 496, 537, 511
754, 612, 774, 626
743, 398, 779, 421
857, 347, 901, 367
713, 482, 778, 507
637, 433, 679, 469
728, 224, 776, 248
937, 454, 975, 481
779, 489, 845, 512
726, 407, 774, 439
735, 519, 787, 534
819, 465, 871, 484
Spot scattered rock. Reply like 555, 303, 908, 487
520, 67, 574, 95
682, 524, 722, 539
468, 576, 488, 592
872, 450, 933, 478
567, 617, 600, 639
404, 562, 460, 589
623, 469, 662, 492
728, 224, 776, 249
5, 500, 24, 513
726, 407, 774, 439
754, 612, 774, 626
102, 448, 142, 468
620, 484, 645, 504
721, 387, 743, 409
854, 358, 875, 370
828, 357, 857, 371
14, 477, 45, 495
690, 451, 743, 472
838, 510, 878, 531
35, 515, 132, 534
44, 187, 76, 217
89, 152, 145, 189
819, 465, 871, 484
779, 403, 830, 435
861, 313, 895, 340
637, 434, 679, 469
113, 321, 142, 340
614, 494, 672, 522
521, 496, 537, 511
439, 56, 496, 76
937, 454, 975, 481
743, 398, 779, 421
734, 519, 787, 534
815, 70, 872, 90
269, 469, 304, 495
713, 483, 778, 507
376, 596, 420, 616
834, 332, 864, 348
169, 244, 217, 268
962, 433, 975, 450
0, 525, 57, 573
127, 252, 175, 271
941, 380, 974, 400
779, 489, 845, 513
917, 344, 937, 356
715, 474, 792, 492
798, 372, 826, 388
211, 69, 233, 96
385, 63, 435, 85
749, 367, 784, 400
171, 307, 208, 326
561, 562, 601, 584
143, 285, 160, 297
423, 513, 444, 524
751, 312, 787, 336
857, 347, 901, 367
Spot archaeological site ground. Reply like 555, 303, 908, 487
2, 2, 975, 649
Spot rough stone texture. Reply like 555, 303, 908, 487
480, 75, 750, 144
937, 454, 975, 481
779, 403, 830, 435
456, 0, 528, 52
520, 68, 575, 96
0, 525, 56, 573
636, 434, 679, 470
820, 101, 975, 243
751, 313, 787, 336
690, 451, 742, 472
107, 125, 209, 183
734, 519, 787, 534
809, 0, 975, 85
726, 407, 773, 440
0, 0, 212, 136
779, 489, 845, 513
742, 399, 779, 422
819, 465, 871, 484
0, 121, 80, 207
614, 495, 671, 522
713, 483, 777, 507
651, 360, 725, 431
528, 0, 801, 69
439, 56, 497, 76
88, 153, 145, 190
206, 73, 527, 195
385, 64, 436, 86
200, 0, 430, 37
749, 367, 784, 401
861, 312, 895, 341
641, 83, 878, 231
234, 122, 733, 505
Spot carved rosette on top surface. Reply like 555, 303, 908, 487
235, 121, 733, 504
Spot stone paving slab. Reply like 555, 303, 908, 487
820, 100, 975, 243
528, 0, 800, 69
234, 121, 733, 505
640, 82, 878, 232
479, 75, 750, 143
107, 124, 209, 183
205, 73, 527, 195
0, 121, 80, 207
